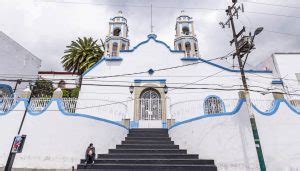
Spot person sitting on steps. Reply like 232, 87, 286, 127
85, 143, 95, 166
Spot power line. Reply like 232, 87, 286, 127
246, 11, 300, 19
243, 1, 300, 9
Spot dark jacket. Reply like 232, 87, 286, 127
85, 146, 95, 158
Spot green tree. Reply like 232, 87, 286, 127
61, 37, 104, 87
32, 79, 54, 97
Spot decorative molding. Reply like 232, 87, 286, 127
134, 79, 166, 84
181, 57, 201, 61
120, 34, 185, 53
271, 80, 283, 85
105, 56, 123, 61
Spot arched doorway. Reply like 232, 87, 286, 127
140, 88, 162, 120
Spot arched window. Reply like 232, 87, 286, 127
182, 26, 190, 35
113, 28, 121, 36
185, 42, 191, 51
121, 43, 126, 50
194, 43, 198, 52
178, 43, 182, 51
204, 96, 225, 114
112, 42, 118, 56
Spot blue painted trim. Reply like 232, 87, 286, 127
105, 56, 123, 61
169, 99, 246, 130
120, 34, 184, 53
83, 35, 271, 76
134, 79, 166, 84
111, 16, 127, 22
271, 80, 283, 85
196, 58, 273, 73
82, 58, 106, 76
203, 95, 226, 114
251, 99, 300, 116
181, 57, 201, 61
170, 98, 300, 130
130, 121, 139, 128
0, 98, 128, 130
162, 121, 167, 128
0, 84, 14, 97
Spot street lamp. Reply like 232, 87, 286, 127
242, 27, 264, 69
129, 84, 134, 94
163, 85, 168, 94
254, 27, 263, 36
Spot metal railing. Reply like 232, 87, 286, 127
29, 98, 52, 112
0, 97, 15, 112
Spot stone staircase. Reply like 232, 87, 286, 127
77, 128, 217, 171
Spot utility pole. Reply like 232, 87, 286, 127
220, 0, 266, 170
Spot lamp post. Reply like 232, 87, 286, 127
5, 83, 36, 171
163, 85, 168, 94
129, 84, 134, 94
242, 27, 264, 69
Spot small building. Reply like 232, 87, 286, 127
38, 71, 79, 89
257, 52, 300, 103
0, 31, 41, 98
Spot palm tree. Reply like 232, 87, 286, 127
61, 37, 104, 87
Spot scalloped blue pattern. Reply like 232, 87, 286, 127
169, 98, 300, 130
0, 98, 128, 130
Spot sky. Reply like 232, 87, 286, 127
0, 0, 300, 71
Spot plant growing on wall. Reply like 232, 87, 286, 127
61, 37, 105, 88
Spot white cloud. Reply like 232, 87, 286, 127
0, 0, 299, 71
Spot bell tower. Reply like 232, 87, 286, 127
105, 11, 130, 57
174, 11, 199, 57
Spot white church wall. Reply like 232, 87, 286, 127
169, 100, 260, 171
0, 99, 128, 169
78, 35, 275, 121
253, 99, 300, 171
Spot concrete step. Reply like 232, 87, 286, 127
80, 159, 215, 165
116, 144, 179, 149
97, 154, 199, 159
127, 133, 169, 137
130, 128, 168, 132
121, 140, 174, 145
77, 163, 217, 171
125, 137, 171, 141
108, 149, 187, 154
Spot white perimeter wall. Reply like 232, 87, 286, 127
0, 100, 128, 169
253, 101, 300, 171
169, 101, 260, 171
169, 100, 300, 171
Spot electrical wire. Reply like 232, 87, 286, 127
243, 1, 300, 10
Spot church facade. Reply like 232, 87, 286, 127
77, 11, 277, 128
